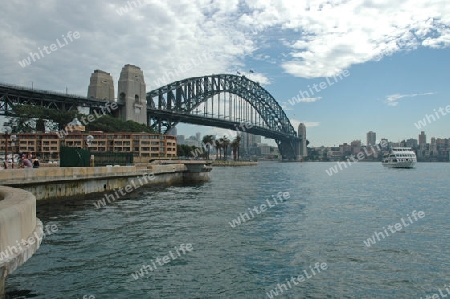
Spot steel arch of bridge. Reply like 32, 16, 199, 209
147, 74, 301, 160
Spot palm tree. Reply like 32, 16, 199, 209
216, 139, 223, 160
202, 135, 214, 160
222, 136, 230, 160
231, 139, 238, 161
235, 135, 242, 160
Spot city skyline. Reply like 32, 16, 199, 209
1, 1, 450, 146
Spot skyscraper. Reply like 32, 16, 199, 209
298, 123, 307, 158
419, 131, 426, 145
430, 137, 437, 155
240, 133, 262, 156
366, 131, 376, 146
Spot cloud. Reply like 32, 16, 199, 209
1, 0, 450, 97
385, 92, 435, 106
241, 0, 450, 78
289, 119, 320, 129
299, 97, 321, 103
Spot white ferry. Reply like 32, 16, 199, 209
382, 147, 417, 168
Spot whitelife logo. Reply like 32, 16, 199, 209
131, 243, 193, 280
228, 192, 290, 228
414, 105, 450, 129
363, 210, 425, 247
18, 31, 80, 68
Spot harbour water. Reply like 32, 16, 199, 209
5, 162, 450, 298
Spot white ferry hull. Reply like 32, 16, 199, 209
382, 160, 416, 168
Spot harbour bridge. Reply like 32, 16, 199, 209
0, 74, 302, 160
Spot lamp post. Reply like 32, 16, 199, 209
86, 135, 94, 167
10, 134, 17, 169
3, 124, 12, 169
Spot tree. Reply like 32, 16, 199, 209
231, 139, 238, 161
235, 135, 242, 160
177, 144, 201, 158
9, 104, 156, 134
215, 139, 221, 160
202, 135, 214, 160
85, 115, 155, 133
222, 136, 230, 160
9, 104, 78, 132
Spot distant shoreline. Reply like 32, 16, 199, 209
211, 161, 258, 167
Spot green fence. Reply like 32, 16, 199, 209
92, 151, 134, 166
60, 147, 90, 167
60, 147, 134, 167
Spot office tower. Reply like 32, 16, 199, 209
366, 131, 376, 146
298, 123, 307, 158
419, 131, 426, 145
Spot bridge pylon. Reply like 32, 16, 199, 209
278, 138, 301, 161
117, 64, 147, 124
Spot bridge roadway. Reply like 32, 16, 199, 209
0, 82, 115, 115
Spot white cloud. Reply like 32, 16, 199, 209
385, 92, 435, 106
299, 97, 321, 103
289, 119, 320, 129
241, 0, 450, 78
1, 0, 450, 96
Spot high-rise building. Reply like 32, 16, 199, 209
241, 132, 262, 155
366, 131, 376, 146
430, 137, 437, 155
196, 132, 201, 142
419, 131, 426, 145
298, 123, 307, 158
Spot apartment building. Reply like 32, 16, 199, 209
0, 131, 177, 161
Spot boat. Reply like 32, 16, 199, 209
382, 147, 417, 168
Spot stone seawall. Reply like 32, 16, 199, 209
0, 164, 210, 201
0, 187, 44, 298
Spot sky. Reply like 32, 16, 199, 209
1, 0, 450, 147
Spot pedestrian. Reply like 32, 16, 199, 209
33, 158, 40, 168
22, 155, 32, 168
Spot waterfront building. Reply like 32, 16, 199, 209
366, 131, 376, 146
0, 131, 177, 161
350, 140, 361, 155
405, 138, 418, 148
